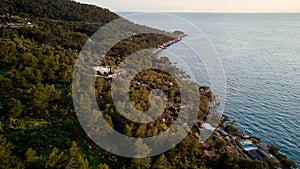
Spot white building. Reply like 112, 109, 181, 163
92, 66, 111, 75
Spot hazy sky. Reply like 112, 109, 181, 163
76, 0, 300, 12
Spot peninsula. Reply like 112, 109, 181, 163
0, 0, 296, 169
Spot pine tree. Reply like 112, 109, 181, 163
129, 158, 152, 169
96, 163, 110, 169
152, 154, 169, 169
2, 98, 22, 126
0, 135, 24, 169
134, 138, 151, 158
67, 141, 89, 169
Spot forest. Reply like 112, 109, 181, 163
0, 0, 297, 168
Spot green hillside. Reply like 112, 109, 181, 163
0, 0, 118, 23
0, 0, 296, 169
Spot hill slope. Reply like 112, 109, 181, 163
0, 1, 296, 169
0, 0, 118, 23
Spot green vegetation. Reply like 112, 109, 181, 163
0, 0, 297, 168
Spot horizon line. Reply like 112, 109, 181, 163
116, 11, 300, 14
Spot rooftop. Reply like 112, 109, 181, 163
217, 128, 228, 136
203, 150, 216, 157
249, 148, 274, 161
201, 142, 210, 148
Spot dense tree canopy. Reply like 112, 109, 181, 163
0, 0, 296, 169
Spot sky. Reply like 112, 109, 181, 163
76, 0, 300, 13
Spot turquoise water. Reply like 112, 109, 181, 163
244, 144, 256, 150
119, 13, 300, 164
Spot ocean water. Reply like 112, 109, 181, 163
119, 13, 300, 164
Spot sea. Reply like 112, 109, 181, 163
118, 12, 300, 165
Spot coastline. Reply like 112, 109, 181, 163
153, 31, 187, 54
157, 32, 297, 168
